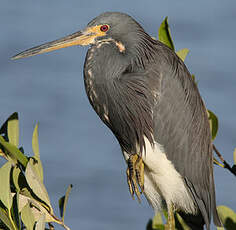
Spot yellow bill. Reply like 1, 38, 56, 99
11, 25, 108, 60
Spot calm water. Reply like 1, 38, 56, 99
1, 1, 236, 229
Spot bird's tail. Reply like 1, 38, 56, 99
210, 172, 222, 227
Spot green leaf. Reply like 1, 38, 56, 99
32, 123, 43, 182
35, 214, 45, 230
217, 205, 236, 229
162, 210, 168, 220
153, 224, 165, 230
146, 219, 164, 230
208, 110, 219, 140
30, 157, 44, 186
146, 212, 166, 230
0, 162, 13, 210
32, 123, 40, 157
0, 136, 28, 167
25, 159, 52, 211
7, 113, 19, 147
21, 202, 35, 230
176, 48, 189, 62
0, 207, 15, 230
0, 113, 17, 138
10, 193, 20, 230
12, 166, 21, 192
59, 184, 73, 222
18, 192, 55, 222
158, 17, 175, 50
152, 212, 163, 227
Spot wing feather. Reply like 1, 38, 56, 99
151, 52, 220, 228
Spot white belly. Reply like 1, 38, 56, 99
123, 138, 196, 214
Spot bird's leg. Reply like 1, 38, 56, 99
135, 156, 144, 192
126, 154, 144, 202
165, 204, 175, 230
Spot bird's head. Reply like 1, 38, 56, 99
12, 12, 145, 60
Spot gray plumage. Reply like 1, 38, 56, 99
84, 12, 221, 229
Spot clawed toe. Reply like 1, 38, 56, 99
126, 154, 144, 202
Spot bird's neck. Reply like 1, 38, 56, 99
120, 30, 159, 69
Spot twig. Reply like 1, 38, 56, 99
213, 144, 236, 176
213, 158, 224, 168
0, 148, 8, 160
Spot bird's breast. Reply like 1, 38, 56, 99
83, 42, 155, 154
83, 43, 127, 123
83, 67, 110, 124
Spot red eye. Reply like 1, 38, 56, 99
100, 25, 109, 32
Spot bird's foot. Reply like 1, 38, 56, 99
126, 154, 144, 202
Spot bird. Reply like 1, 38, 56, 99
12, 12, 222, 229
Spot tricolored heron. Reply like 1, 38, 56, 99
12, 12, 222, 229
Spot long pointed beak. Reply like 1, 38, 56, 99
12, 30, 93, 60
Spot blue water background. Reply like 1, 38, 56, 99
1, 1, 236, 229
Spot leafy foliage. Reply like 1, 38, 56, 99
0, 113, 72, 230
58, 184, 72, 223
208, 110, 219, 140
176, 48, 189, 62
158, 17, 175, 51
217, 206, 236, 230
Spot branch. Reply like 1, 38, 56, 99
213, 144, 236, 176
